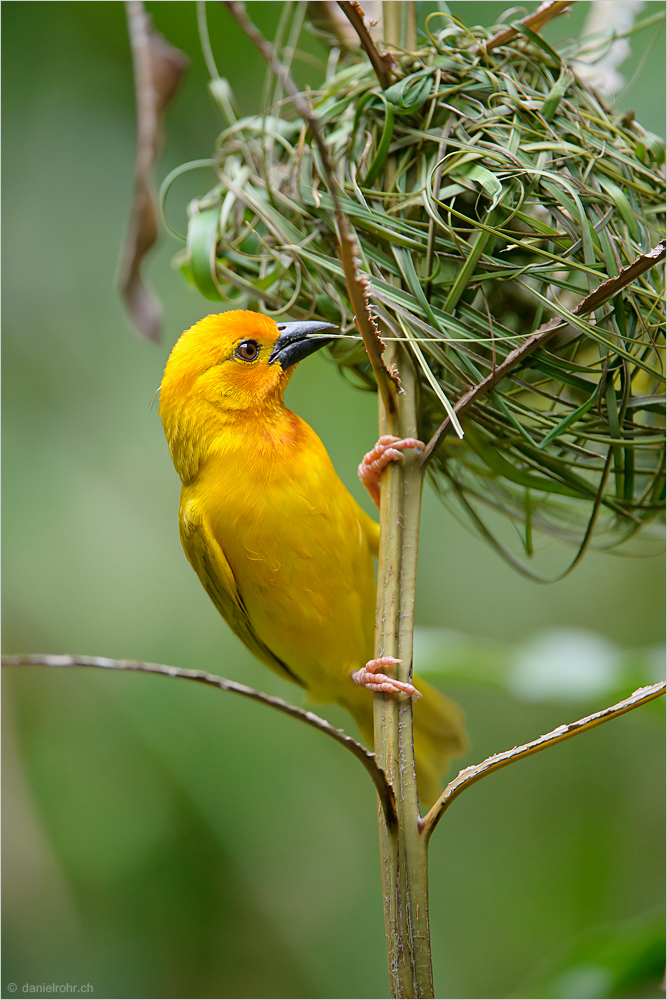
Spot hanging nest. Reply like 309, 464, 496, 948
163, 4, 666, 577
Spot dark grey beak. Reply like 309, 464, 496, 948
268, 320, 337, 369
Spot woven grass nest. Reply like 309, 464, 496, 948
165, 3, 666, 578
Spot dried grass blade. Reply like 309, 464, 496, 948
398, 315, 464, 438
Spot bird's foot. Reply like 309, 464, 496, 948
352, 657, 422, 698
358, 436, 425, 507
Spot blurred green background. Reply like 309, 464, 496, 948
2, 3, 665, 998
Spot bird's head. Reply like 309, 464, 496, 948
159, 310, 337, 478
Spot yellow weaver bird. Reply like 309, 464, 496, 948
159, 310, 467, 803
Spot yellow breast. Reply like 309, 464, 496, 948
181, 407, 379, 701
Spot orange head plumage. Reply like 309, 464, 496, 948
159, 310, 336, 481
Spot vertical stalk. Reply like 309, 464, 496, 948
374, 363, 405, 996
374, 341, 434, 999
375, 6, 433, 996
396, 354, 433, 997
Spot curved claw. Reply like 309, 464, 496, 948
358, 436, 425, 507
352, 656, 422, 698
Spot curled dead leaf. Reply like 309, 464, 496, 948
118, 0, 189, 341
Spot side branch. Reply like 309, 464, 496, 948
2, 653, 397, 828
478, 1, 574, 54
420, 682, 665, 841
336, 2, 396, 89
420, 238, 667, 467
338, 228, 401, 409
577, 238, 665, 315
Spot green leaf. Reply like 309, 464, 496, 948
443, 226, 493, 312
208, 77, 236, 125
542, 67, 574, 123
539, 389, 598, 449
231, 113, 302, 139
464, 424, 585, 499
540, 179, 597, 267
513, 21, 562, 64
635, 131, 666, 166
605, 378, 625, 498
452, 162, 503, 209
384, 69, 434, 112
364, 97, 395, 187
521, 282, 660, 378
598, 177, 641, 241
187, 207, 223, 301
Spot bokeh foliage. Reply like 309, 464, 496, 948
2, 3, 665, 998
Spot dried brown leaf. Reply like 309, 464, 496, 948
118, 1, 189, 341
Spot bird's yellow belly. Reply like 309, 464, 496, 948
198, 444, 377, 700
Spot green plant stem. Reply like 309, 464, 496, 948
374, 7, 431, 978
396, 352, 433, 997
374, 341, 434, 999
374, 361, 405, 995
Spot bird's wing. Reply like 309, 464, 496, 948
179, 507, 306, 688
361, 509, 381, 557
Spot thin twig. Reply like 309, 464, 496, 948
2, 653, 397, 827
420, 681, 666, 840
336, 1, 396, 89
341, 237, 401, 409
478, 1, 574, 55
576, 238, 665, 314
222, 0, 399, 407
420, 238, 667, 467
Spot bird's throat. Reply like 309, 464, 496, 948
169, 396, 303, 486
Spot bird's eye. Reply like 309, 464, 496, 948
235, 340, 260, 362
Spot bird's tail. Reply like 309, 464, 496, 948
411, 675, 468, 805
346, 677, 468, 807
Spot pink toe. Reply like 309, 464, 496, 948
352, 661, 422, 698
366, 656, 402, 672
358, 436, 426, 507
